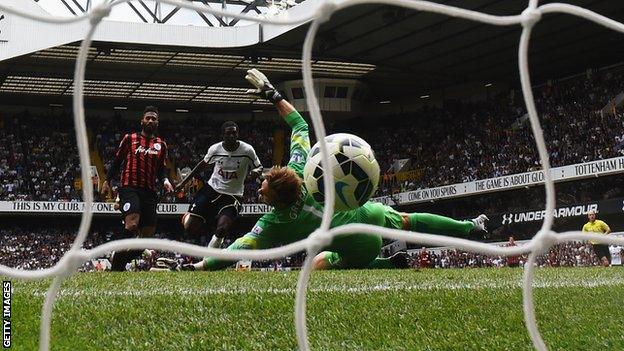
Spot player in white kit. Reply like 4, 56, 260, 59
175, 121, 263, 248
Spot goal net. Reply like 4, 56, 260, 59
1, 1, 624, 350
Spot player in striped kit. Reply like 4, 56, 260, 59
101, 105, 174, 271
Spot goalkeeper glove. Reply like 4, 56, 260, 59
245, 68, 283, 104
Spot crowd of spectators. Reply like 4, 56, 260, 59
0, 110, 82, 202
409, 241, 615, 269
1, 66, 624, 204
0, 223, 106, 270
365, 68, 624, 195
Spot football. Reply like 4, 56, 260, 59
303, 133, 380, 211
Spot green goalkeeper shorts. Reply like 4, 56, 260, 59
325, 202, 385, 269
381, 205, 405, 230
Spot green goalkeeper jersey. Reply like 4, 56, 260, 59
246, 110, 325, 246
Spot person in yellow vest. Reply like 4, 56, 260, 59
582, 210, 611, 267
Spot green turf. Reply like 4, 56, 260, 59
5, 267, 624, 350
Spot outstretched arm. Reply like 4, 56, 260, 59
245, 68, 298, 123
245, 68, 310, 174
247, 147, 263, 181
175, 143, 219, 192
174, 159, 208, 193
276, 100, 296, 118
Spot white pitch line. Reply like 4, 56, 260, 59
22, 277, 624, 298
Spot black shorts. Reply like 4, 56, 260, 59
118, 186, 158, 227
593, 244, 612, 263
188, 184, 241, 223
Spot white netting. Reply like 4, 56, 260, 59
1, 0, 624, 350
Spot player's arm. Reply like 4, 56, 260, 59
275, 100, 310, 163
247, 147, 263, 181
174, 145, 216, 192
245, 68, 310, 174
174, 159, 209, 193
102, 133, 130, 198
158, 141, 174, 193
279, 102, 310, 175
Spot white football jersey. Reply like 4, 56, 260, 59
203, 141, 262, 196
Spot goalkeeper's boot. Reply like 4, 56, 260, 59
470, 214, 490, 240
156, 257, 180, 271
388, 251, 410, 269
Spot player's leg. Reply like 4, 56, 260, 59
111, 187, 142, 271
125, 189, 159, 269
367, 206, 488, 269
313, 232, 382, 270
181, 212, 205, 237
384, 205, 487, 237
182, 187, 212, 237
138, 192, 158, 238
593, 244, 611, 266
125, 213, 141, 233
405, 212, 473, 236
207, 195, 241, 248
110, 212, 143, 271
605, 245, 612, 266
208, 215, 232, 248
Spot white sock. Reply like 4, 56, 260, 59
208, 235, 224, 249
193, 260, 205, 271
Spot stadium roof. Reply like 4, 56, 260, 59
0, 0, 623, 111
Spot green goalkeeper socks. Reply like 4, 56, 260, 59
368, 213, 475, 269
407, 213, 474, 237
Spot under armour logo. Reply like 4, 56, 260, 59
502, 213, 513, 225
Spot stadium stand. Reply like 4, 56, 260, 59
0, 110, 82, 201
368, 68, 624, 194
2, 66, 624, 204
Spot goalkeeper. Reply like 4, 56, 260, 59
183, 69, 488, 271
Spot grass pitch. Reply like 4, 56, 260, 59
7, 267, 624, 350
